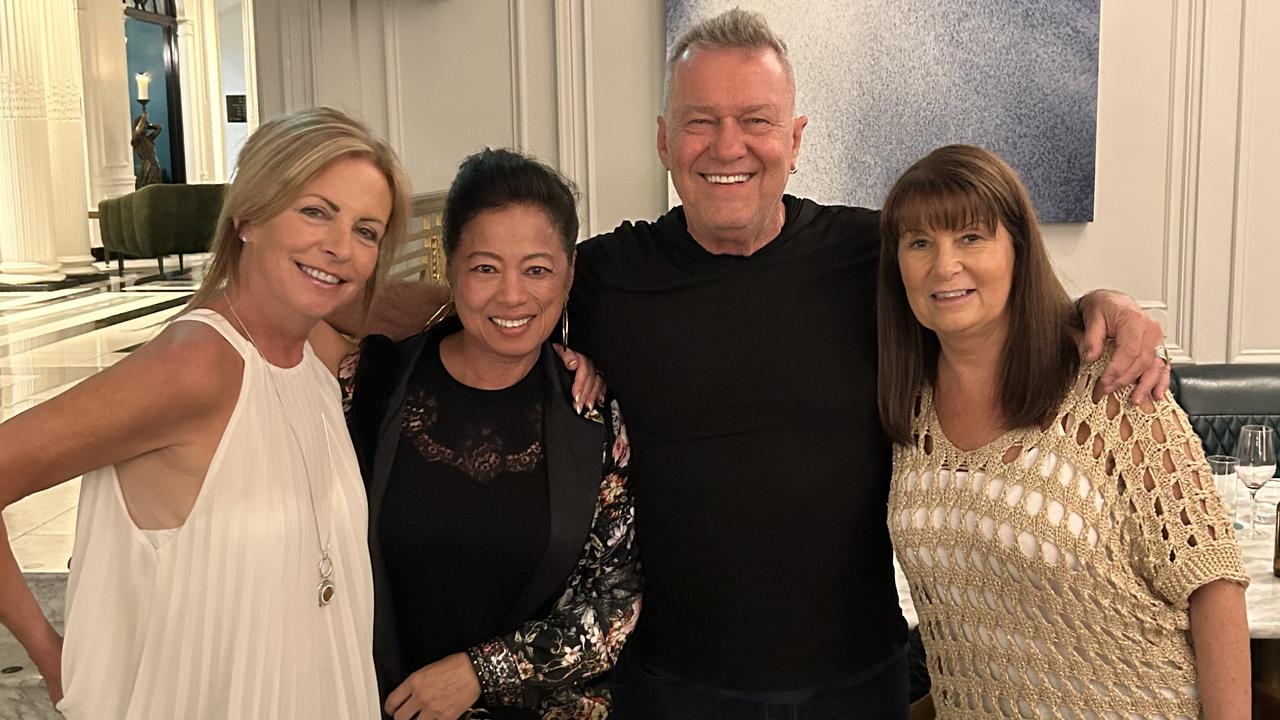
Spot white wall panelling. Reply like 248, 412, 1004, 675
308, 0, 323, 106
350, 0, 388, 141
252, 0, 1273, 361
283, 0, 318, 112
312, 0, 357, 111
515, 1, 568, 182
240, 0, 260, 131
1187, 0, 1247, 364
395, 1, 517, 191
253, 0, 317, 119
509, 0, 529, 151
584, 0, 667, 234
176, 0, 227, 183
216, 0, 262, 175
253, 1, 667, 233
1043, 0, 1198, 361
381, 0, 401, 153
553, 0, 595, 236
1227, 0, 1280, 361
1040, 0, 1276, 364
1163, 0, 1204, 364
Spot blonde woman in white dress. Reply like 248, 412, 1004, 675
877, 145, 1251, 719
0, 107, 410, 718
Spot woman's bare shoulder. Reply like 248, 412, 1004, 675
118, 318, 245, 407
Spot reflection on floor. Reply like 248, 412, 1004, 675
1, 269, 199, 574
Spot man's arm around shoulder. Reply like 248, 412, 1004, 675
327, 281, 453, 341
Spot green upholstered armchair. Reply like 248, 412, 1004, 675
97, 183, 225, 277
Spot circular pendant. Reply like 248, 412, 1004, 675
318, 577, 336, 606
317, 553, 335, 607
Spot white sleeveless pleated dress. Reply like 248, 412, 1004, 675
57, 309, 379, 719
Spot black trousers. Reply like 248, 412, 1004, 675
606, 646, 910, 720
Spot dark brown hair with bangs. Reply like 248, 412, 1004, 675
876, 144, 1080, 445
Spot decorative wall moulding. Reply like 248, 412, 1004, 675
125, 0, 171, 17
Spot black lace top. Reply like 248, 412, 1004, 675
379, 332, 550, 708
344, 317, 641, 719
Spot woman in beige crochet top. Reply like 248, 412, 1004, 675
877, 145, 1251, 719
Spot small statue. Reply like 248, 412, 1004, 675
132, 103, 164, 188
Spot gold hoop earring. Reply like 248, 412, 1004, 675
423, 300, 454, 331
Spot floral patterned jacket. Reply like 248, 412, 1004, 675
341, 317, 641, 719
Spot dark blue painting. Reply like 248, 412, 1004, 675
666, 0, 1100, 222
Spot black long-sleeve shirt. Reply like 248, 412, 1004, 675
568, 195, 906, 692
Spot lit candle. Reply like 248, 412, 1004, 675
136, 72, 151, 101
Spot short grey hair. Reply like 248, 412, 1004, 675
663, 7, 796, 113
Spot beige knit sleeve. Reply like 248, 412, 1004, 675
1107, 389, 1249, 609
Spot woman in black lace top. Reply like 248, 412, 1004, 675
343, 149, 641, 719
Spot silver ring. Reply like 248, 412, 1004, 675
1156, 344, 1171, 366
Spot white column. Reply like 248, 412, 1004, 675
176, 0, 226, 183
75, 0, 135, 215
0, 0, 65, 284
44, 0, 96, 275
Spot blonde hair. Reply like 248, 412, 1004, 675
186, 107, 411, 312
664, 7, 795, 112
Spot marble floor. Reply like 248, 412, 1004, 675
1, 262, 200, 575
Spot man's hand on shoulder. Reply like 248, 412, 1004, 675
1078, 289, 1169, 403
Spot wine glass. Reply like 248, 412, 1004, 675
1235, 425, 1276, 538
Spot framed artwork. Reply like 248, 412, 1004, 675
666, 0, 1101, 222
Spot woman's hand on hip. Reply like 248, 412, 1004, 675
32, 628, 63, 706
384, 652, 482, 720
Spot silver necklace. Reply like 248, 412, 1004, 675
224, 292, 337, 607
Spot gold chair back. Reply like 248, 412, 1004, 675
390, 191, 448, 284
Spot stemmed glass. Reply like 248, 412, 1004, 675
1235, 425, 1276, 538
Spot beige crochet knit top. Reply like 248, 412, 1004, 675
889, 358, 1249, 719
